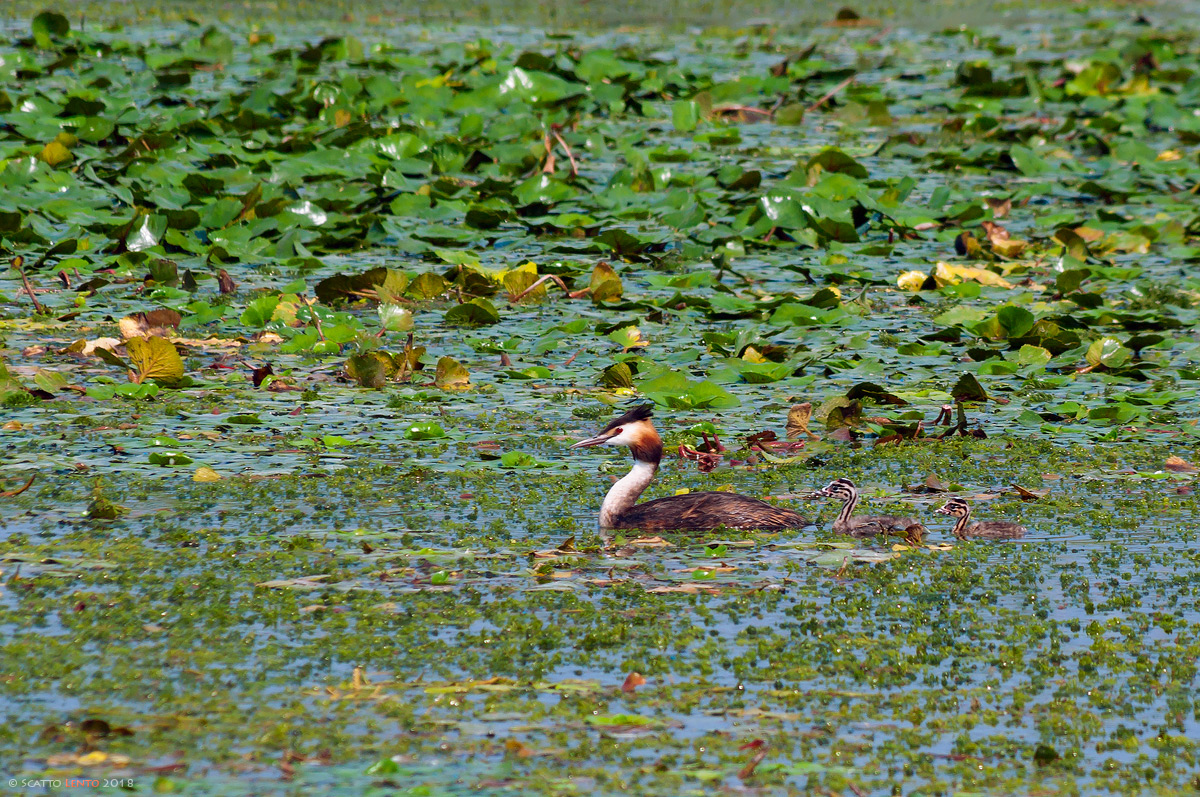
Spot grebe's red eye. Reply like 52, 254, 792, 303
612, 427, 623, 434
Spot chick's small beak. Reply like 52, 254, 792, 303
935, 506, 951, 515
570, 432, 614, 449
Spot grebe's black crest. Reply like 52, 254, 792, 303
602, 404, 654, 433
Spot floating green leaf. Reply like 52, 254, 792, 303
1086, 337, 1132, 370
405, 422, 446, 441
950, 373, 989, 403
672, 100, 701, 132
445, 298, 500, 327
32, 11, 69, 47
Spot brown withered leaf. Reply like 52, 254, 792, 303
954, 230, 981, 257
981, 221, 1009, 241
217, 269, 236, 294
251, 363, 274, 388
620, 672, 647, 693
504, 739, 537, 759
647, 583, 720, 594
786, 402, 819, 440
532, 537, 579, 558
985, 197, 1011, 219
1011, 484, 1050, 500
118, 308, 181, 340
626, 536, 672, 548
80, 718, 112, 736
1164, 456, 1199, 473
982, 221, 1027, 257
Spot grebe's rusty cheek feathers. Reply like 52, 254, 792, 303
627, 424, 663, 464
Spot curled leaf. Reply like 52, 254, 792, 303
1011, 484, 1049, 500
193, 466, 222, 482
126, 336, 184, 385
346, 351, 390, 389
444, 298, 500, 327
785, 403, 818, 441
950, 373, 989, 403
1164, 456, 1198, 474
620, 672, 647, 693
934, 261, 1013, 289
434, 356, 470, 390
589, 261, 623, 303
118, 308, 182, 340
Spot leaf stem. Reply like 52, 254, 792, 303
11, 257, 46, 315
807, 75, 854, 113
299, 293, 326, 341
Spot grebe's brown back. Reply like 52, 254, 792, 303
570, 405, 810, 532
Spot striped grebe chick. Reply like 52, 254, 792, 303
936, 497, 1026, 539
814, 477, 921, 537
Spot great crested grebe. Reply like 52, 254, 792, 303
570, 405, 811, 532
936, 497, 1026, 539
814, 477, 920, 537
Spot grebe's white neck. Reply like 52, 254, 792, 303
600, 459, 658, 529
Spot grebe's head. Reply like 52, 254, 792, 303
936, 497, 970, 517
571, 404, 662, 462
815, 477, 857, 500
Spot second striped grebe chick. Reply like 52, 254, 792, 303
936, 497, 1026, 539
814, 477, 921, 538
570, 405, 811, 532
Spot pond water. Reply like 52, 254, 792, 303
4, 1, 1200, 793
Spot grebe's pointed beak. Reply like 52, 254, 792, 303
934, 506, 952, 515
570, 432, 615, 449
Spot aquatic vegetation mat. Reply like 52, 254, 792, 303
4, 2, 1200, 793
